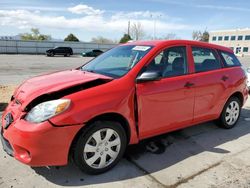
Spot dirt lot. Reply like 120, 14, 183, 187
0, 85, 15, 111
0, 55, 250, 188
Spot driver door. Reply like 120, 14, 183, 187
136, 46, 196, 139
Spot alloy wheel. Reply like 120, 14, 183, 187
225, 101, 240, 125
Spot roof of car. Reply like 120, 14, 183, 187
124, 40, 233, 53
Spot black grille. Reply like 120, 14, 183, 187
4, 113, 13, 129
0, 129, 14, 156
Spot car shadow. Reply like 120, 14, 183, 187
0, 103, 8, 112
32, 108, 250, 186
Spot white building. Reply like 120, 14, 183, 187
209, 28, 250, 56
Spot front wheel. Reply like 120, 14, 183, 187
217, 97, 241, 129
73, 121, 127, 174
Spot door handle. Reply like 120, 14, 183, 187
184, 82, 195, 88
221, 75, 229, 81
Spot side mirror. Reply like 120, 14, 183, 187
136, 71, 161, 83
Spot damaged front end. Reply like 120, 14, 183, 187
24, 79, 111, 112
2, 70, 113, 128
23, 79, 111, 124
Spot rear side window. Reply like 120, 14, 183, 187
192, 47, 222, 72
219, 51, 241, 67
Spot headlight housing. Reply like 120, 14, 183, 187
25, 99, 71, 123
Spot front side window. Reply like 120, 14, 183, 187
212, 36, 217, 41
81, 45, 153, 78
192, 47, 221, 72
146, 46, 188, 78
219, 51, 241, 67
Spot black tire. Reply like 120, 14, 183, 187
217, 97, 241, 129
50, 52, 54, 57
73, 121, 127, 174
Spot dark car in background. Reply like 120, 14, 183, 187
81, 49, 103, 57
46, 47, 73, 57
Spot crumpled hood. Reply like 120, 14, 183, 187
13, 69, 112, 110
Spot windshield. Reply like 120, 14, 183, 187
81, 45, 153, 78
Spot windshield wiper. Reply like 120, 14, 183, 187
82, 68, 96, 73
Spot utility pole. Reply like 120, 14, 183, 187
128, 21, 130, 35
154, 19, 156, 40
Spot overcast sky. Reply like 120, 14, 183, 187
0, 0, 250, 41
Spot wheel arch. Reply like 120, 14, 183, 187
229, 91, 244, 107
68, 112, 131, 162
85, 112, 131, 143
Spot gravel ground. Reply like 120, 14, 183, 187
0, 85, 15, 111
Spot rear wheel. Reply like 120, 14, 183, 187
73, 121, 127, 174
217, 97, 241, 129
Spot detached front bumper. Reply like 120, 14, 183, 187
1, 114, 83, 167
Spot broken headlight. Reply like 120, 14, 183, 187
25, 99, 71, 123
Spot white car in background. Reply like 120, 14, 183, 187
246, 67, 250, 93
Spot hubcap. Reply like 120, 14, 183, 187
225, 101, 240, 126
83, 128, 121, 169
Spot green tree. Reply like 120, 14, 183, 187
21, 28, 51, 41
64, 33, 80, 42
201, 31, 209, 42
192, 30, 209, 42
119, 34, 132, 43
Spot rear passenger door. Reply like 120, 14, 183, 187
191, 46, 230, 123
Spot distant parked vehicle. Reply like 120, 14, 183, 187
81, 49, 103, 57
46, 47, 73, 57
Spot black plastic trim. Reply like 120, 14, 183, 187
0, 129, 14, 157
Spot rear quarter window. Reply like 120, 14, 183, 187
219, 51, 241, 67
192, 47, 222, 72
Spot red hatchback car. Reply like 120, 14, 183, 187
1, 40, 249, 174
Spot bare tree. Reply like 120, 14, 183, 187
164, 33, 177, 40
192, 30, 202, 41
151, 33, 178, 40
130, 22, 145, 40
91, 36, 116, 44
192, 30, 209, 42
